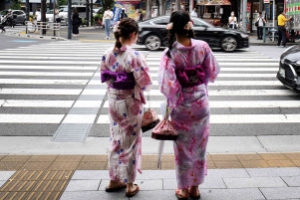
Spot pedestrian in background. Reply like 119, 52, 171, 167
277, 10, 292, 48
100, 18, 152, 198
138, 10, 144, 21
159, 11, 220, 200
256, 12, 266, 40
103, 7, 114, 39
190, 8, 198, 17
120, 8, 128, 19
228, 11, 237, 29
35, 8, 41, 23
54, 7, 61, 24
72, 9, 80, 37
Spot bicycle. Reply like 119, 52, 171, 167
94, 19, 103, 28
28, 19, 38, 33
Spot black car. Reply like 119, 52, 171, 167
137, 16, 249, 51
277, 44, 300, 90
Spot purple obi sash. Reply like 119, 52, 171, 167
175, 65, 206, 87
101, 70, 135, 90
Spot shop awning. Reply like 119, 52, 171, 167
197, 0, 231, 5
116, 0, 141, 4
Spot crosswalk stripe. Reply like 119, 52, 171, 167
97, 114, 300, 124
0, 88, 295, 96
0, 71, 94, 77
0, 40, 294, 132
0, 79, 88, 85
0, 88, 82, 95
0, 114, 64, 123
87, 80, 282, 86
0, 100, 74, 107
102, 100, 300, 108
0, 65, 97, 70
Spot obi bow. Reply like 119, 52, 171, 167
175, 65, 206, 88
101, 70, 135, 90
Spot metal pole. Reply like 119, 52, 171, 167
272, 0, 275, 40
68, 0, 72, 39
26, 0, 30, 21
53, 0, 56, 36
86, 0, 89, 27
242, 0, 247, 32
90, 1, 93, 26
41, 0, 47, 35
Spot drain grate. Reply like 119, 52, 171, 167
52, 70, 104, 142
52, 124, 92, 142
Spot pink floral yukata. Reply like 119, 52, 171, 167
100, 46, 152, 183
159, 39, 220, 189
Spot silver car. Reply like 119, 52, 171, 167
0, 10, 26, 25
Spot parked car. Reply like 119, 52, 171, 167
277, 44, 300, 90
0, 10, 26, 25
137, 16, 249, 51
46, 8, 68, 25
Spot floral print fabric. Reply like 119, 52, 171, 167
159, 39, 220, 189
101, 46, 152, 183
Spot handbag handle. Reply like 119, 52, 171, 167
164, 100, 172, 120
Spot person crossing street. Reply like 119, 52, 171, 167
277, 10, 292, 48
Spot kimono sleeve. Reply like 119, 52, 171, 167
202, 43, 220, 83
158, 53, 183, 108
100, 50, 110, 83
131, 51, 152, 91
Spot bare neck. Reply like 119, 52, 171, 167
176, 35, 191, 47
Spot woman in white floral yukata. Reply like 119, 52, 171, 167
159, 11, 220, 200
100, 18, 152, 198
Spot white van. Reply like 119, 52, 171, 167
59, 5, 90, 21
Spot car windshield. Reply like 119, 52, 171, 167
46, 10, 53, 14
192, 17, 213, 28
140, 16, 213, 28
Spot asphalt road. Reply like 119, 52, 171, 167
0, 33, 299, 137
0, 34, 54, 50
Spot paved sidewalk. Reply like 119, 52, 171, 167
1, 137, 300, 199
4, 26, 299, 47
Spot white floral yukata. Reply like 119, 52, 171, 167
101, 45, 152, 183
159, 39, 220, 189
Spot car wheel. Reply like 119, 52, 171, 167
221, 36, 237, 52
145, 35, 161, 51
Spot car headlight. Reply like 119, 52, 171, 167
296, 60, 300, 66
240, 33, 248, 38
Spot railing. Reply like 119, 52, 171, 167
25, 21, 61, 37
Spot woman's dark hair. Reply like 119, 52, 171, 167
114, 18, 139, 50
166, 11, 194, 58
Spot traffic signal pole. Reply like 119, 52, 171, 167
68, 0, 72, 39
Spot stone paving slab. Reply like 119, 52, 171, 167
223, 177, 288, 188
60, 191, 128, 200
260, 187, 300, 199
65, 180, 101, 191
281, 176, 300, 187
0, 181, 6, 188
246, 167, 300, 177
0, 171, 15, 180
163, 177, 226, 189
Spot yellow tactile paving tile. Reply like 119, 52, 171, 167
0, 153, 299, 200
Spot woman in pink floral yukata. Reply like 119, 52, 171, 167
100, 18, 152, 198
159, 11, 220, 200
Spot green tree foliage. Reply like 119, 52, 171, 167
11, 0, 21, 10
57, 0, 68, 6
101, 0, 115, 10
